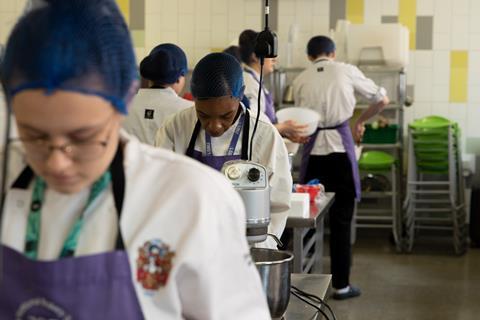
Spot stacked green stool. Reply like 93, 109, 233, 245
404, 116, 467, 254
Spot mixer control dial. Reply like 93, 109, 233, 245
226, 166, 242, 180
247, 168, 260, 182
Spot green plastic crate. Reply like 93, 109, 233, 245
362, 124, 398, 144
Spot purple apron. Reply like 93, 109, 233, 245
186, 111, 250, 171
299, 121, 361, 200
244, 68, 278, 124
0, 147, 145, 319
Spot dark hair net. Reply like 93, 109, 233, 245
190, 53, 244, 100
0, 0, 138, 114
307, 36, 336, 58
238, 29, 258, 65
140, 43, 187, 84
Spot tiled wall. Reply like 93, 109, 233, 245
1, 0, 480, 160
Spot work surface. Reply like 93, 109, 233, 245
284, 273, 332, 320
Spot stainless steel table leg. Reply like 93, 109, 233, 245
313, 218, 324, 273
293, 228, 303, 273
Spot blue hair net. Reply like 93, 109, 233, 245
140, 43, 187, 84
0, 0, 138, 114
307, 36, 336, 58
191, 53, 244, 100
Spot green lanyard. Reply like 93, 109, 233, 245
24, 171, 112, 259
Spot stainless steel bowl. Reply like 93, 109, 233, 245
251, 248, 294, 319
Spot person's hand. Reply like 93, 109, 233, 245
276, 120, 309, 144
353, 121, 365, 143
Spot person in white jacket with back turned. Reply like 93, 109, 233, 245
123, 43, 193, 145
0, 1, 270, 318
293, 35, 390, 300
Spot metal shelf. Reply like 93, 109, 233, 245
356, 104, 403, 110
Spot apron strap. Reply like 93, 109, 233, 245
110, 144, 126, 250
186, 120, 202, 158
9, 144, 127, 252
241, 109, 250, 160
186, 108, 250, 161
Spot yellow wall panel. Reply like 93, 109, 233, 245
346, 0, 364, 24
116, 0, 130, 24
399, 0, 416, 50
450, 51, 469, 103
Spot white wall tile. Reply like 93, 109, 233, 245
195, 0, 211, 17
194, 31, 211, 48
245, 0, 260, 16
210, 15, 229, 47
245, 15, 261, 31
452, 0, 470, 15
162, 31, 179, 44
14, 0, 27, 12
468, 85, 480, 102
211, 0, 228, 14
433, 51, 450, 85
469, 12, 480, 33
312, 16, 330, 35
432, 85, 450, 102
178, 0, 194, 14
195, 12, 211, 31
469, 52, 480, 85
145, 14, 163, 48
365, 0, 382, 25
194, 47, 211, 65
431, 102, 450, 118
161, 8, 179, 32
467, 106, 480, 137
413, 102, 433, 119
469, 35, 480, 51
414, 68, 433, 102
451, 16, 469, 50
313, 0, 329, 15
381, 0, 398, 15
178, 15, 196, 47
406, 52, 416, 85
434, 0, 452, 33
433, 33, 451, 50
279, 0, 296, 16
145, 0, 162, 14
417, 0, 435, 15
0, 0, 16, 12
415, 51, 434, 67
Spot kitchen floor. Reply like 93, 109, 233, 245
322, 230, 480, 320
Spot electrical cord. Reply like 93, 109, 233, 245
291, 285, 337, 320
248, 56, 264, 161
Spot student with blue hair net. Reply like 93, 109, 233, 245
156, 52, 292, 249
293, 35, 389, 300
123, 43, 193, 145
0, 0, 270, 318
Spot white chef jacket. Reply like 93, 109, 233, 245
1, 132, 270, 320
123, 88, 193, 145
155, 105, 292, 248
292, 59, 387, 155
243, 65, 271, 121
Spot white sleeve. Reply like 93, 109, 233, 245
174, 176, 271, 320
154, 114, 176, 150
253, 123, 292, 248
349, 65, 387, 104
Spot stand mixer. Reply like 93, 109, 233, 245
221, 160, 270, 244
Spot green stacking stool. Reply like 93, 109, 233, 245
355, 151, 401, 251
404, 115, 467, 254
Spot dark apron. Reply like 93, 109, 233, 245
244, 68, 277, 124
299, 120, 361, 200
0, 147, 145, 319
186, 110, 250, 171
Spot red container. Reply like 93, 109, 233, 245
294, 184, 322, 203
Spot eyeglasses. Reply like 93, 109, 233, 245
18, 117, 117, 162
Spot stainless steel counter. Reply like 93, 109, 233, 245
284, 273, 332, 320
285, 193, 335, 273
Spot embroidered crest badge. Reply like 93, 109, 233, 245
136, 239, 175, 291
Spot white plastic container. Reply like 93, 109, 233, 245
276, 107, 320, 136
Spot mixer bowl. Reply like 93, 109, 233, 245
251, 248, 294, 319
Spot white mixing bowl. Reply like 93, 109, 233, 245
276, 107, 320, 136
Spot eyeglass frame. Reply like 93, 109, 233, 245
15, 114, 118, 162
